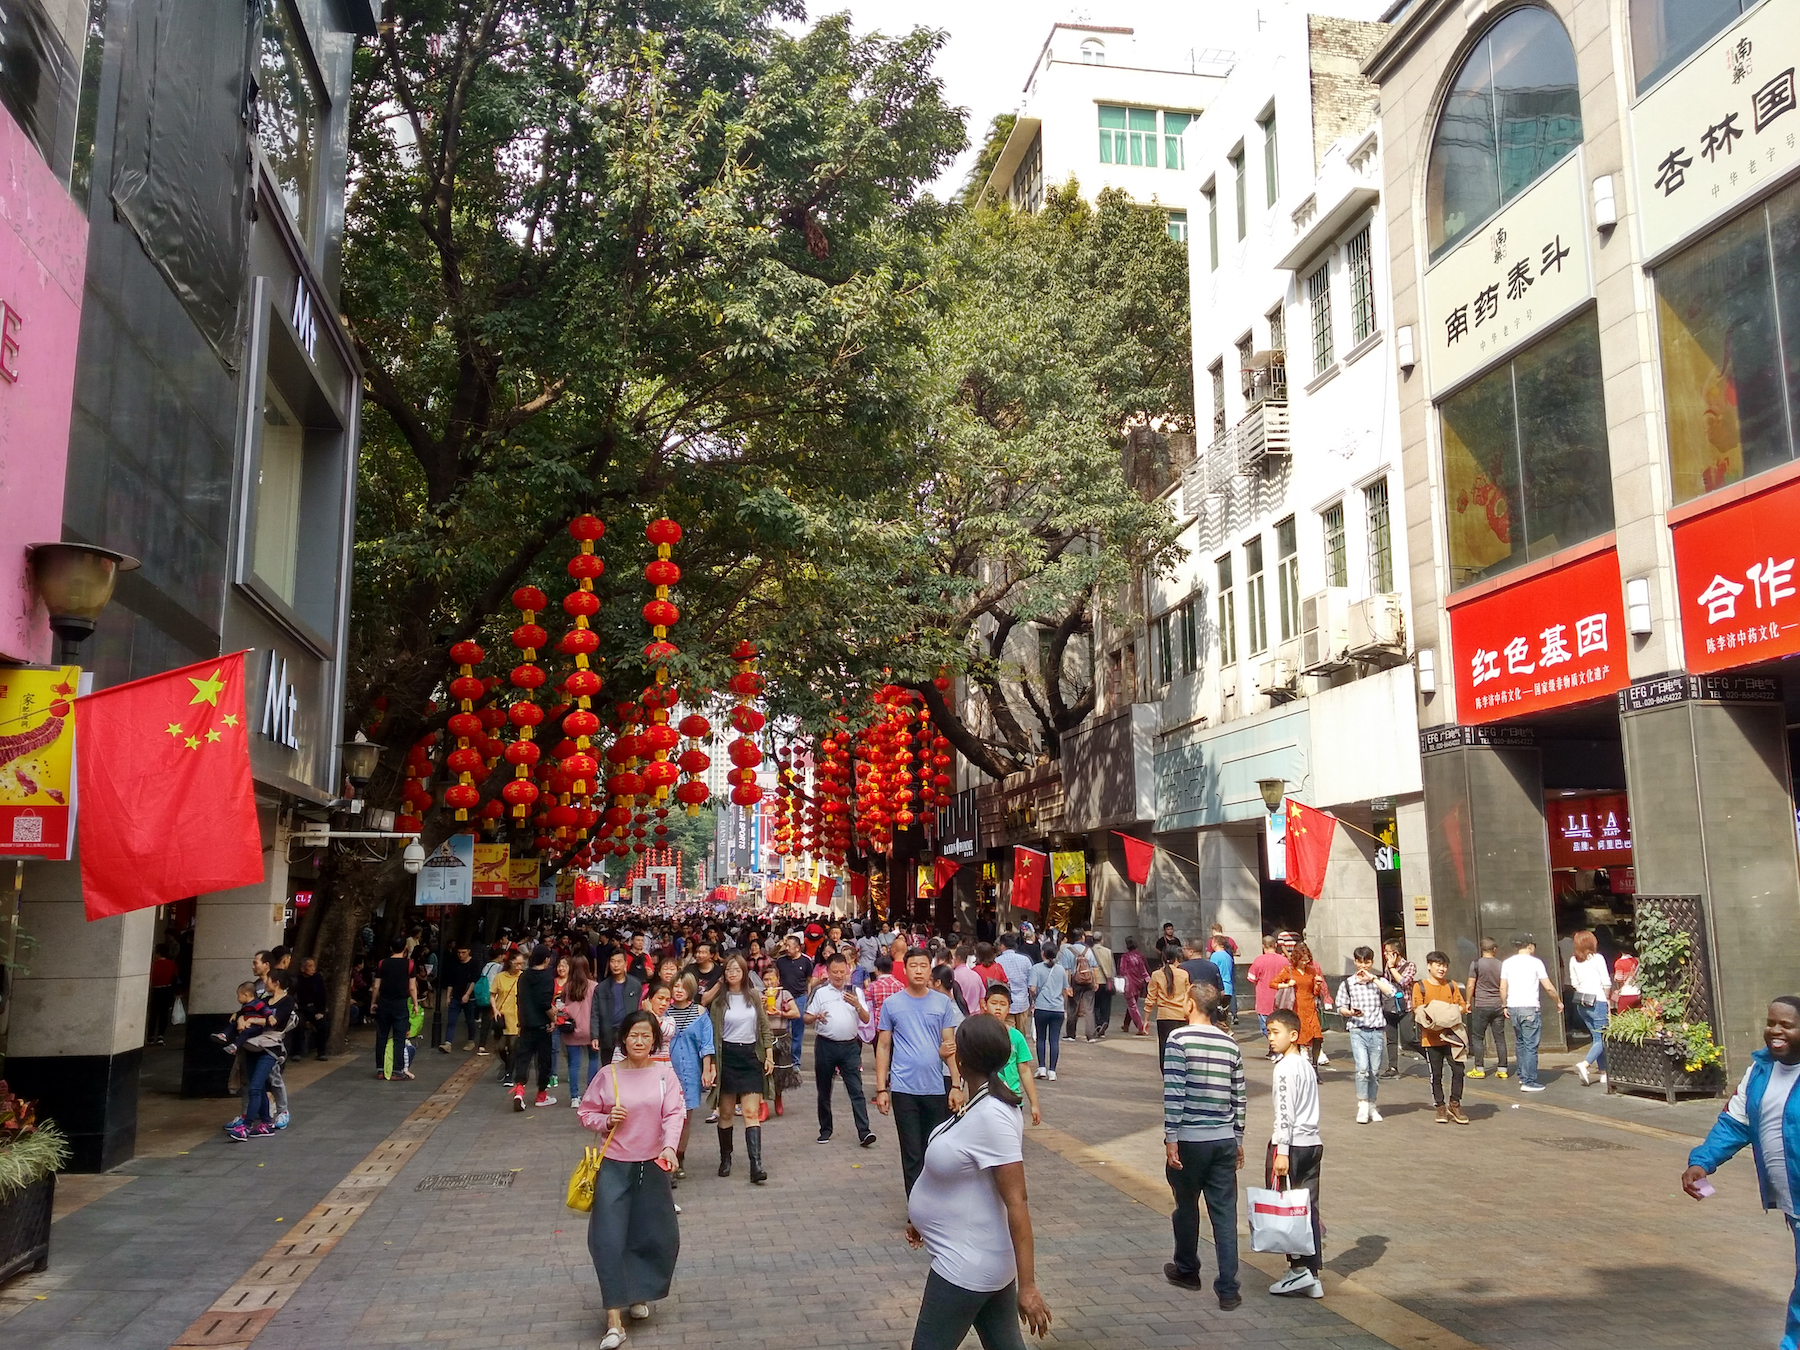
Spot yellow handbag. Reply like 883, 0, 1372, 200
566, 1065, 621, 1212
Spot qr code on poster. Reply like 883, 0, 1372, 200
11, 815, 43, 843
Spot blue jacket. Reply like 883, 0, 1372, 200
1688, 1048, 1800, 1213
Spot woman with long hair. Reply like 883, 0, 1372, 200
1568, 929, 1613, 1087
561, 955, 601, 1105
903, 1014, 1052, 1349
1143, 947, 1193, 1059
1272, 942, 1329, 1068
577, 1009, 685, 1349
707, 952, 774, 1183
490, 951, 524, 1085
1119, 937, 1151, 1036
665, 973, 716, 1178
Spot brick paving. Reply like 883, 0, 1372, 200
0, 1022, 1788, 1350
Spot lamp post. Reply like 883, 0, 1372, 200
340, 732, 382, 791
1257, 777, 1287, 814
27, 542, 141, 665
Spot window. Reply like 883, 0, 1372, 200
1010, 132, 1044, 213
1630, 0, 1756, 93
1204, 183, 1219, 271
1230, 148, 1246, 239
1440, 312, 1614, 588
1322, 503, 1348, 587
1209, 361, 1226, 437
1346, 226, 1377, 344
1656, 178, 1800, 505
1180, 599, 1199, 675
1236, 335, 1255, 398
1268, 304, 1286, 356
1308, 263, 1333, 373
1365, 479, 1394, 594
1426, 7, 1582, 258
1260, 110, 1278, 207
1167, 210, 1189, 243
1098, 106, 1162, 166
254, 383, 306, 605
1080, 37, 1106, 64
1163, 112, 1191, 170
255, 0, 323, 241
1156, 611, 1175, 685
1216, 556, 1238, 665
1276, 517, 1300, 642
1244, 536, 1268, 656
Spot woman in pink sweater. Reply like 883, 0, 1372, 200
578, 1009, 687, 1349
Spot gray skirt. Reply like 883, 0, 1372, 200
587, 1158, 679, 1310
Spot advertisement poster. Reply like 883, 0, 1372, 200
415, 833, 474, 906
507, 855, 540, 900
535, 881, 557, 908
916, 862, 937, 898
1547, 793, 1633, 870
1265, 805, 1288, 882
0, 665, 78, 859
472, 842, 510, 897
1050, 851, 1087, 896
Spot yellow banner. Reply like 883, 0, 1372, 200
507, 855, 540, 899
473, 842, 511, 896
0, 665, 78, 859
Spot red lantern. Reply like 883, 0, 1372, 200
642, 723, 680, 753
645, 518, 683, 547
513, 585, 548, 612
677, 713, 711, 739
447, 747, 484, 775
508, 701, 545, 728
563, 590, 600, 617
727, 737, 762, 768
569, 513, 605, 541
729, 670, 764, 697
676, 780, 709, 807
677, 748, 711, 775
731, 784, 764, 805
502, 779, 540, 808
642, 760, 680, 789
559, 628, 600, 655
444, 783, 479, 811
729, 705, 767, 733
567, 553, 604, 580
447, 712, 482, 739
563, 708, 601, 737
509, 663, 546, 690
642, 598, 680, 629
732, 640, 759, 661
565, 670, 602, 697
449, 675, 485, 703
645, 558, 680, 587
448, 640, 485, 666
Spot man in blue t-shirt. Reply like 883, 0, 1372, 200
874, 947, 963, 1194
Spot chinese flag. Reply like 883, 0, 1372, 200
1284, 798, 1337, 900
816, 876, 836, 910
933, 856, 961, 894
77, 652, 264, 921
1012, 846, 1045, 913
1114, 832, 1156, 885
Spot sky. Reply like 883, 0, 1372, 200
801, 1, 1281, 198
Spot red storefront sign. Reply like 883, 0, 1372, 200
1546, 793, 1632, 870
1671, 473, 1800, 674
1449, 547, 1627, 722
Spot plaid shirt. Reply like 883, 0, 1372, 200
1339, 973, 1391, 1029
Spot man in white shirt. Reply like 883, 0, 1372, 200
804, 952, 876, 1147
996, 934, 1034, 1035
1498, 934, 1562, 1092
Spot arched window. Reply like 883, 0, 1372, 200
1080, 38, 1106, 65
1426, 7, 1582, 258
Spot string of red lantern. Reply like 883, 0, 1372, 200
727, 641, 765, 808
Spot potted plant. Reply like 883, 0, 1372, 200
1604, 907, 1726, 1103
0, 1081, 68, 1283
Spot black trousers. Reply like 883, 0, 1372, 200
513, 1025, 554, 1091
1167, 1138, 1241, 1295
1094, 984, 1114, 1031
910, 1270, 1026, 1350
147, 986, 178, 1040
374, 1004, 408, 1073
892, 1090, 951, 1195
815, 1036, 871, 1139
1264, 1142, 1324, 1273
1426, 1046, 1465, 1105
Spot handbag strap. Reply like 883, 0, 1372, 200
594, 1062, 623, 1164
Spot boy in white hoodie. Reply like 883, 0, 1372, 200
1265, 1008, 1324, 1298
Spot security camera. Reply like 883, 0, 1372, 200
402, 839, 427, 875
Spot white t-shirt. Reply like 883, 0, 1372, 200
722, 992, 758, 1044
1568, 953, 1611, 1001
809, 983, 862, 1041
907, 1093, 1025, 1292
1499, 953, 1549, 1009
1761, 1063, 1800, 1215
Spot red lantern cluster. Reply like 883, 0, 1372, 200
675, 709, 711, 818
727, 641, 764, 808
556, 514, 606, 847
397, 723, 437, 834
443, 641, 486, 820
504, 585, 549, 822
812, 719, 854, 865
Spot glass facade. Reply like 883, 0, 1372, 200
257, 0, 322, 241
1099, 106, 1187, 168
1630, 0, 1757, 94
1245, 535, 1267, 655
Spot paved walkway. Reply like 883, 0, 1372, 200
0, 1023, 1786, 1349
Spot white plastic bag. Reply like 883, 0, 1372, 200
170, 997, 187, 1026
1247, 1185, 1314, 1255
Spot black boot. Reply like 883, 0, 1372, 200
717, 1126, 733, 1177
746, 1126, 767, 1183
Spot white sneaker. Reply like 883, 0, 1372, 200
1047, 1070, 1057, 1081
1034, 1067, 1048, 1079
628, 1303, 651, 1321
1316, 1052, 1330, 1066
1270, 1268, 1323, 1298
1355, 1101, 1369, 1124
1367, 1105, 1383, 1122
1575, 1062, 1592, 1086
1598, 1073, 1608, 1085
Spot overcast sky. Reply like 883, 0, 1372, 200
804, 1, 1280, 198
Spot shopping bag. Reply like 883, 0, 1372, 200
170, 997, 187, 1025
408, 1002, 426, 1038
566, 1146, 602, 1212
1248, 1185, 1315, 1255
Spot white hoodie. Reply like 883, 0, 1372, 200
1270, 1053, 1322, 1156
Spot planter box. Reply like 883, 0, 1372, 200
1605, 1035, 1724, 1104
0, 1173, 53, 1286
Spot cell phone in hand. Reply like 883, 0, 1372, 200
654, 1154, 673, 1172
1694, 1179, 1715, 1198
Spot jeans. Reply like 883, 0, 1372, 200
1034, 1010, 1065, 1070
815, 1036, 871, 1139
1425, 1045, 1465, 1105
1785, 1215, 1800, 1350
788, 992, 807, 1065
1579, 999, 1609, 1068
1469, 1007, 1508, 1069
1349, 1026, 1385, 1101
245, 1051, 278, 1124
1166, 1137, 1240, 1296
374, 1004, 408, 1075
1265, 1142, 1324, 1273
513, 1025, 553, 1091
565, 1040, 599, 1095
444, 1000, 480, 1044
910, 1270, 1026, 1350
148, 986, 177, 1040
892, 1090, 951, 1195
1510, 1010, 1542, 1085
1094, 984, 1113, 1032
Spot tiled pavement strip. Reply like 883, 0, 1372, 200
1, 1025, 1790, 1349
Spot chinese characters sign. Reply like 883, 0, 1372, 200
1546, 792, 1632, 870
1423, 154, 1591, 397
0, 665, 78, 859
1633, 0, 1800, 260
1449, 547, 1627, 722
1671, 470, 1800, 673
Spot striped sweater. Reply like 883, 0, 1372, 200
1162, 1023, 1247, 1144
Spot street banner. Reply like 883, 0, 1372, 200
932, 856, 960, 894
916, 862, 936, 898
1266, 805, 1288, 881
1113, 833, 1154, 885
508, 855, 541, 899
77, 652, 263, 920
1012, 846, 1045, 913
0, 664, 78, 859
1051, 851, 1086, 896
816, 876, 836, 911
472, 842, 509, 897
415, 833, 474, 906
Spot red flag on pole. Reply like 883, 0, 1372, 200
816, 876, 836, 910
77, 651, 265, 921
1012, 846, 1045, 913
933, 856, 961, 894
1114, 832, 1155, 886
1283, 798, 1337, 899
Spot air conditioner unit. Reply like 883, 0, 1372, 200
1237, 402, 1291, 473
1300, 587, 1352, 671
1219, 665, 1238, 722
1255, 649, 1299, 696
1349, 592, 1407, 662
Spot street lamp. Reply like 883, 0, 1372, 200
339, 732, 381, 789
1257, 777, 1287, 813
28, 542, 141, 665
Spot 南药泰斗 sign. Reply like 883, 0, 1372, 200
472, 842, 510, 897
1671, 470, 1800, 673
1448, 546, 1627, 722
415, 833, 474, 905
1632, 0, 1800, 262
1051, 851, 1087, 897
507, 855, 540, 900
0, 666, 78, 859
1423, 153, 1591, 397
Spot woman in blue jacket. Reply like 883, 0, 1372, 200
1684, 995, 1800, 1349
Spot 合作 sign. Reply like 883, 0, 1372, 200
1449, 547, 1627, 722
1671, 472, 1800, 673
1632, 0, 1800, 261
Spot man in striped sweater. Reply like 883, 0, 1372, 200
1161, 979, 1247, 1309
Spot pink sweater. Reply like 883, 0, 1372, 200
576, 1060, 686, 1162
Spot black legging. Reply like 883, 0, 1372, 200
911, 1270, 1026, 1350
1426, 1045, 1465, 1105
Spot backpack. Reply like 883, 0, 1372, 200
1073, 946, 1097, 988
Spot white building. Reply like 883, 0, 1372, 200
979, 22, 1232, 238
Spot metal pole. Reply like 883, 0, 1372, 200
430, 907, 445, 1049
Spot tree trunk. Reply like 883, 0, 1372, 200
315, 887, 368, 1058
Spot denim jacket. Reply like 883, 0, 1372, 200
1688, 1048, 1800, 1213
